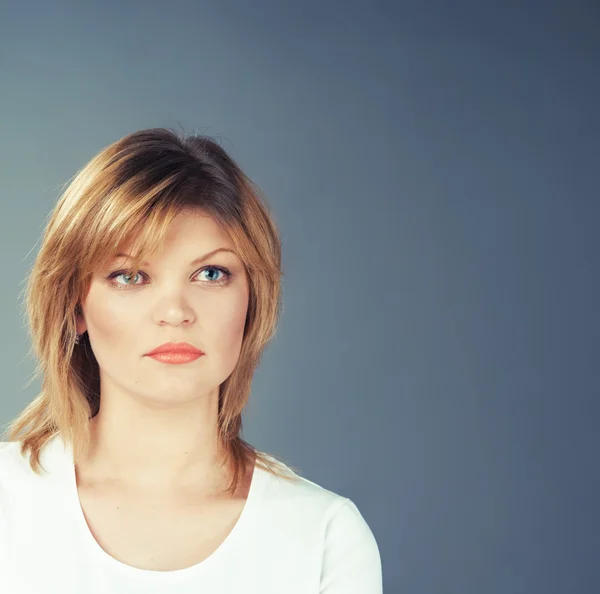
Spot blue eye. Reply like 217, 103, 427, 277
199, 267, 226, 282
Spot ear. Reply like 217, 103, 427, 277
75, 305, 87, 335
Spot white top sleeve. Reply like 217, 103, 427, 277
320, 498, 383, 593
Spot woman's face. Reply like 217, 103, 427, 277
76, 208, 249, 408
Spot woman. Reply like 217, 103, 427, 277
0, 128, 382, 593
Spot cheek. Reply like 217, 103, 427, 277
82, 290, 139, 355
208, 293, 249, 363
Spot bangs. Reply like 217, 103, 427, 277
101, 203, 182, 280
78, 189, 246, 285
81, 182, 187, 281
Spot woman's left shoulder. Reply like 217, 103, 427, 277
319, 497, 383, 593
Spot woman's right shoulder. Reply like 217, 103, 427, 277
0, 441, 37, 528
0, 440, 34, 483
0, 440, 24, 460
0, 440, 26, 458
0, 442, 26, 529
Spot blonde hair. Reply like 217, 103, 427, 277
3, 127, 300, 495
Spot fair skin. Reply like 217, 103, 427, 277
74, 207, 253, 570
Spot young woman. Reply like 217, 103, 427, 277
0, 128, 382, 593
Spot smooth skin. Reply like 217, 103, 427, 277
74, 208, 254, 571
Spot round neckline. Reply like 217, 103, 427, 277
53, 435, 268, 582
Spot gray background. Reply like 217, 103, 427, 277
1, 1, 599, 592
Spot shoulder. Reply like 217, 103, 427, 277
0, 440, 32, 480
0, 435, 66, 507
320, 498, 382, 592
257, 454, 378, 529
256, 456, 382, 592
256, 454, 348, 517
0, 440, 38, 514
0, 440, 35, 558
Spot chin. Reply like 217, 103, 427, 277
140, 384, 210, 402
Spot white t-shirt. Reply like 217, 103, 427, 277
0, 434, 382, 593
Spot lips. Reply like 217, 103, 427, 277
145, 342, 204, 356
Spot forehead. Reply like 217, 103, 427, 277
159, 209, 231, 244
118, 210, 235, 256
110, 247, 238, 268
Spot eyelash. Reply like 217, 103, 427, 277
106, 265, 232, 290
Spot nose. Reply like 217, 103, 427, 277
152, 295, 196, 327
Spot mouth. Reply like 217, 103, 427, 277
144, 342, 205, 365
145, 341, 205, 357
146, 342, 204, 356
146, 351, 204, 364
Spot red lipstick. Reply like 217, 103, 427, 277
145, 342, 204, 364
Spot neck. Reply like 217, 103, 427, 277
77, 386, 229, 496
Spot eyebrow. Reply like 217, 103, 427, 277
112, 247, 238, 267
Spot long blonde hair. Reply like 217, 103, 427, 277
3, 127, 300, 495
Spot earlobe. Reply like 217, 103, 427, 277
75, 322, 87, 345
74, 306, 87, 335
